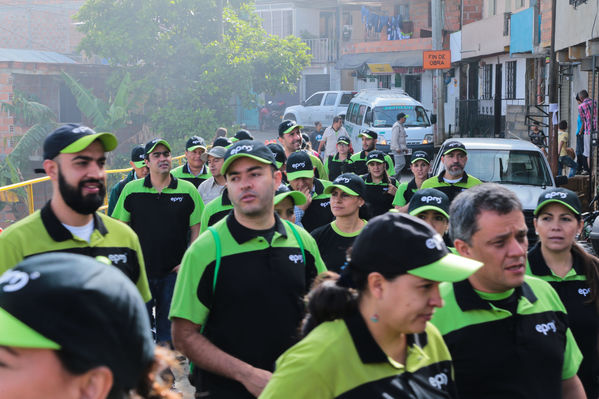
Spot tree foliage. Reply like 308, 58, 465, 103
75, 0, 311, 143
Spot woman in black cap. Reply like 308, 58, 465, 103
324, 136, 354, 181
361, 150, 398, 218
393, 150, 431, 212
311, 173, 367, 273
0, 253, 179, 399
261, 212, 482, 398
527, 187, 599, 399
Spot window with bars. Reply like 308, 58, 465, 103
483, 64, 493, 99
506, 61, 517, 99
256, 9, 294, 38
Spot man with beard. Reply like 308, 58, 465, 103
278, 120, 328, 180
0, 124, 151, 302
349, 130, 394, 175
113, 138, 203, 347
172, 135, 211, 188
170, 140, 326, 398
421, 140, 481, 203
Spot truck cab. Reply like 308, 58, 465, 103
283, 91, 356, 127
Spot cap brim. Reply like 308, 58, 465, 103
366, 159, 385, 165
60, 132, 118, 154
0, 307, 60, 349
275, 161, 283, 169
411, 157, 430, 164
132, 161, 146, 168
187, 145, 207, 152
283, 124, 303, 134
534, 199, 580, 216
443, 148, 467, 155
358, 133, 375, 139
221, 153, 273, 175
147, 139, 172, 154
324, 184, 360, 197
287, 170, 314, 181
408, 253, 483, 282
275, 190, 307, 206
409, 205, 449, 220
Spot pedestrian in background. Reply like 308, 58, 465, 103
198, 146, 227, 204
324, 136, 353, 181
390, 112, 408, 178
308, 121, 324, 151
318, 115, 348, 159
578, 89, 596, 175
575, 94, 587, 174
107, 144, 148, 216
557, 120, 577, 178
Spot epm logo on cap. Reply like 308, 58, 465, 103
544, 191, 567, 199
421, 195, 443, 204
230, 144, 254, 155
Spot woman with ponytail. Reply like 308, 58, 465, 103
260, 213, 482, 398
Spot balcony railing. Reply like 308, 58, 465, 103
304, 38, 337, 64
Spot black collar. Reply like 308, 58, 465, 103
362, 173, 391, 184
453, 278, 537, 311
226, 212, 287, 245
183, 162, 207, 176
345, 311, 427, 364
332, 153, 349, 162
436, 170, 469, 184
220, 188, 232, 206
143, 173, 178, 189
40, 201, 107, 242
407, 177, 418, 191
358, 151, 368, 160
528, 241, 584, 276
313, 178, 325, 195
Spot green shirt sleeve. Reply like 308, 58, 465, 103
392, 182, 409, 207
111, 183, 131, 222
562, 327, 583, 379
300, 229, 327, 275
384, 154, 394, 175
107, 181, 121, 217
310, 154, 329, 181
130, 231, 152, 302
187, 184, 205, 226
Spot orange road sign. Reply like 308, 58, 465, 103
423, 50, 451, 70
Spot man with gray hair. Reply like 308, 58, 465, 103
421, 140, 481, 203
431, 183, 585, 399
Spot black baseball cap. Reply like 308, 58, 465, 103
366, 150, 386, 165
267, 142, 287, 169
359, 130, 378, 140
443, 140, 467, 155
348, 213, 482, 281
130, 145, 146, 168
0, 253, 154, 389
411, 151, 430, 164
186, 136, 207, 151
213, 137, 232, 148
232, 130, 254, 142
324, 173, 365, 197
286, 151, 314, 181
408, 188, 450, 219
221, 140, 276, 175
274, 185, 307, 206
144, 138, 172, 155
337, 136, 351, 145
43, 124, 117, 160
534, 187, 582, 216
279, 120, 303, 137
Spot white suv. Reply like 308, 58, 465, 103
283, 91, 356, 127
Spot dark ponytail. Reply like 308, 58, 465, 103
572, 243, 599, 312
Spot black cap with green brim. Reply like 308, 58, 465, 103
231, 130, 254, 142
337, 136, 351, 145
145, 138, 172, 155
324, 173, 365, 197
186, 136, 207, 151
213, 137, 232, 148
221, 140, 276, 175
359, 130, 378, 140
279, 120, 303, 136
408, 188, 450, 220
410, 150, 430, 164
267, 143, 287, 169
348, 213, 482, 282
130, 145, 146, 168
534, 187, 582, 216
286, 151, 314, 181
0, 253, 154, 390
43, 124, 117, 160
274, 185, 307, 206
366, 150, 386, 165
442, 140, 467, 155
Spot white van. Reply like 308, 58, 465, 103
343, 89, 435, 157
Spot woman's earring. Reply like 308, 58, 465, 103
370, 313, 380, 323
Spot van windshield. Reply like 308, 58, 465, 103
372, 106, 430, 128
462, 149, 553, 186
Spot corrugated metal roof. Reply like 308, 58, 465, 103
0, 48, 77, 64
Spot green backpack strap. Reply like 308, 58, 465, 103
284, 220, 305, 264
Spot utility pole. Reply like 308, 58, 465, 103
548, 0, 558, 175
432, 0, 445, 144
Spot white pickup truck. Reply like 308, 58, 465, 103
283, 91, 356, 127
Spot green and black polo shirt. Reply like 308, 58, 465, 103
350, 150, 394, 176
112, 174, 204, 278
325, 154, 353, 181
199, 188, 234, 234
107, 170, 135, 216
0, 202, 151, 302
420, 171, 482, 203
171, 162, 211, 188
310, 221, 365, 273
309, 153, 329, 181
527, 242, 599, 399
294, 178, 334, 233
431, 275, 582, 399
361, 173, 398, 218
260, 312, 457, 398
392, 178, 418, 207
170, 213, 326, 398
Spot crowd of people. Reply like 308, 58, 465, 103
0, 114, 598, 399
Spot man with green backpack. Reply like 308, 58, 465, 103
170, 140, 327, 398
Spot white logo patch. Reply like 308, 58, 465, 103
578, 288, 591, 297
425, 234, 444, 250
0, 270, 40, 292
334, 177, 351, 184
535, 321, 557, 335
108, 254, 128, 265
544, 191, 567, 199
320, 201, 330, 208
230, 145, 253, 155
289, 254, 303, 264
72, 126, 93, 134
170, 197, 183, 203
428, 373, 448, 390
421, 195, 442, 204
292, 162, 306, 169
